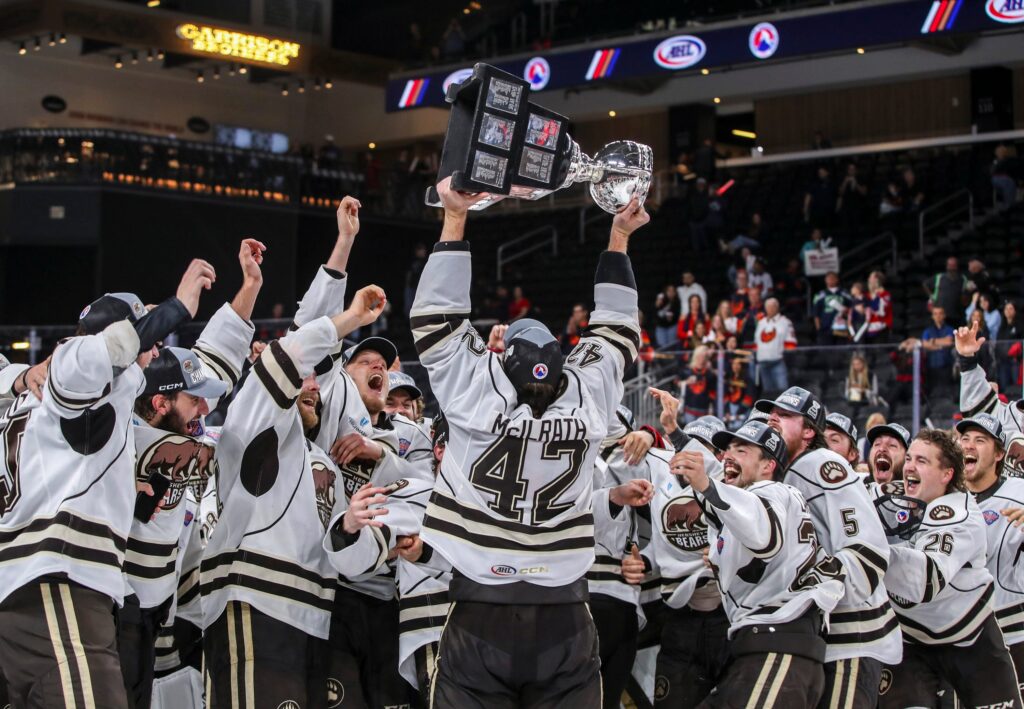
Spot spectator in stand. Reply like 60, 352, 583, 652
654, 284, 681, 348
900, 167, 925, 212
813, 271, 852, 346
924, 256, 967, 328
775, 258, 810, 321
998, 301, 1021, 395
693, 137, 720, 181
708, 313, 728, 347
921, 305, 956, 393
992, 144, 1020, 210
688, 177, 712, 252
836, 162, 869, 226
846, 282, 869, 342
706, 181, 727, 242
965, 258, 999, 303
731, 270, 751, 316
810, 130, 833, 150
966, 291, 1002, 342
404, 243, 429, 316
715, 300, 739, 339
678, 345, 716, 424
677, 294, 709, 344
878, 181, 905, 218
723, 354, 756, 430
967, 308, 996, 375
865, 270, 893, 344
754, 297, 796, 397
691, 321, 715, 350
440, 18, 466, 59
258, 302, 289, 341
561, 303, 589, 355
738, 288, 765, 348
678, 271, 707, 316
888, 340, 918, 418
721, 212, 767, 255
508, 285, 531, 321
803, 165, 837, 227
727, 247, 757, 289
748, 258, 773, 299
845, 353, 881, 421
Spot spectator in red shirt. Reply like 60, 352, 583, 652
561, 303, 589, 354
731, 270, 751, 317
508, 285, 531, 321
678, 345, 716, 424
865, 270, 893, 344
676, 295, 710, 343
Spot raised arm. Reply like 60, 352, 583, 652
956, 321, 1009, 422
291, 196, 363, 329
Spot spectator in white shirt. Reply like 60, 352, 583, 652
678, 271, 707, 316
754, 297, 797, 397
748, 258, 774, 299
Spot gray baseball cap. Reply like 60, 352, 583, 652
955, 414, 1004, 444
825, 412, 859, 446
143, 347, 229, 399
712, 420, 789, 471
866, 422, 911, 450
388, 371, 422, 399
685, 416, 726, 449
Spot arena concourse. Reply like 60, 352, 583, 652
1, 1, 1024, 707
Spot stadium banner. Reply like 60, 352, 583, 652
386, 0, 1023, 111
803, 247, 841, 276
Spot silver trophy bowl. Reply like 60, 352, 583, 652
562, 140, 653, 214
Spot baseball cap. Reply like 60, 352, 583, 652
78, 292, 146, 335
866, 422, 911, 450
744, 408, 771, 424
142, 347, 229, 399
955, 413, 1004, 443
615, 405, 636, 433
388, 371, 422, 400
712, 420, 789, 472
684, 416, 726, 449
502, 318, 563, 394
754, 386, 826, 432
343, 337, 398, 369
825, 412, 859, 445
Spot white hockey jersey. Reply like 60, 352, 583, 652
960, 356, 1024, 434
0, 321, 147, 606
701, 478, 845, 635
886, 491, 994, 646
411, 242, 640, 588
200, 319, 348, 640
970, 478, 1024, 645
125, 303, 251, 609
784, 447, 902, 664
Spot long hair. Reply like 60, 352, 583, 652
847, 354, 870, 391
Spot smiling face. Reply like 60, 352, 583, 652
869, 434, 905, 484
345, 350, 389, 416
825, 429, 857, 464
385, 388, 417, 421
153, 391, 210, 436
298, 375, 320, 432
721, 442, 775, 489
958, 428, 1003, 492
904, 439, 954, 503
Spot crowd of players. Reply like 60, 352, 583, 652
0, 176, 1023, 708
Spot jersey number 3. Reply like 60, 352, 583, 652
469, 436, 589, 524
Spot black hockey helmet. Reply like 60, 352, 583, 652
502, 318, 563, 402
77, 292, 146, 335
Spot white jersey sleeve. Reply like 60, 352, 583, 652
293, 266, 349, 329
0, 356, 28, 401
192, 303, 256, 397
46, 321, 143, 415
959, 355, 1024, 432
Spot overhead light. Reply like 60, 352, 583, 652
713, 96, 721, 104
228, 64, 235, 76
213, 66, 220, 79
11, 341, 30, 351
297, 80, 305, 93
756, 146, 764, 153
48, 33, 56, 47
196, 71, 204, 83
114, 55, 123, 68
470, 1, 482, 8
856, 47, 865, 54
324, 78, 332, 89
18, 42, 26, 55
59, 33, 67, 44
147, 49, 154, 61
281, 84, 289, 96
731, 129, 757, 139
368, 142, 376, 149
700, 68, 709, 75
463, 7, 470, 14
313, 77, 321, 90
147, 0, 161, 6
33, 37, 41, 51
156, 49, 165, 60
608, 110, 617, 117
131, 51, 139, 64
239, 65, 248, 74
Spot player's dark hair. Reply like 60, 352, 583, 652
134, 392, 177, 425
915, 428, 966, 493
802, 420, 828, 452
757, 448, 783, 481
518, 382, 558, 418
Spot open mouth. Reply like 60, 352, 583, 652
299, 393, 318, 408
964, 453, 978, 472
723, 461, 741, 485
904, 473, 921, 495
368, 373, 384, 394
874, 456, 891, 473
187, 418, 203, 437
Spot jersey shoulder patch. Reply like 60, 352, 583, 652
819, 460, 849, 484
788, 448, 857, 490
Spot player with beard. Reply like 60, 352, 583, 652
121, 239, 264, 709
875, 429, 1020, 708
955, 414, 1024, 686
866, 423, 909, 486
671, 421, 846, 707
200, 284, 388, 709
824, 413, 860, 467
755, 387, 900, 708
645, 392, 731, 708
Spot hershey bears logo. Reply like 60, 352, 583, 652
662, 494, 709, 552
311, 461, 337, 530
878, 668, 893, 695
1006, 440, 1024, 479
340, 459, 376, 502
819, 460, 848, 484
326, 677, 345, 708
136, 435, 216, 511
878, 481, 905, 496
929, 504, 956, 521
654, 676, 670, 701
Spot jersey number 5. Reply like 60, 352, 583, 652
469, 435, 589, 523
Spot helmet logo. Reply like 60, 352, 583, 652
533, 363, 549, 380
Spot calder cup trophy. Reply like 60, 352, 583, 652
426, 63, 653, 213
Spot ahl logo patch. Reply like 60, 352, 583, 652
716, 535, 725, 554
984, 510, 1000, 526
79, 304, 91, 320
532, 363, 549, 380
929, 505, 956, 521
491, 565, 516, 577
819, 461, 848, 484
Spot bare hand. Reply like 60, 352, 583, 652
487, 323, 508, 351
175, 259, 217, 317
238, 238, 266, 284
336, 196, 362, 240
621, 543, 646, 584
955, 321, 985, 358
18, 358, 49, 400
1001, 506, 1024, 528
394, 534, 423, 563
249, 341, 267, 364
436, 176, 491, 216
618, 430, 654, 466
611, 196, 650, 239
330, 433, 384, 466
610, 479, 654, 507
671, 450, 710, 493
345, 285, 388, 328
649, 387, 680, 434
343, 483, 389, 533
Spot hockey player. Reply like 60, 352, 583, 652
957, 319, 1023, 428
672, 420, 846, 707
755, 387, 901, 708
200, 284, 387, 709
386, 370, 422, 422
956, 414, 1024, 686
0, 259, 215, 709
824, 413, 859, 467
876, 428, 1021, 708
866, 422, 909, 485
412, 177, 648, 706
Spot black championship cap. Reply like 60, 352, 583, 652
684, 415, 727, 449
866, 422, 911, 450
78, 292, 146, 335
143, 347, 229, 399
955, 413, 1004, 443
343, 336, 398, 368
825, 412, 859, 446
502, 318, 563, 394
387, 371, 422, 399
712, 420, 789, 471
754, 386, 826, 432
